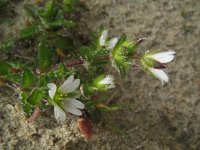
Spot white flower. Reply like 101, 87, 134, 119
145, 50, 175, 85
47, 75, 84, 122
100, 30, 108, 46
99, 29, 118, 49
146, 50, 176, 63
99, 75, 115, 90
106, 37, 118, 50
149, 68, 169, 85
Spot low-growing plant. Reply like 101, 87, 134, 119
0, 0, 175, 139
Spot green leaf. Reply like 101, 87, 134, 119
23, 4, 40, 20
20, 92, 33, 116
21, 69, 35, 88
0, 38, 15, 52
79, 46, 92, 61
38, 75, 48, 87
63, 0, 78, 13
112, 58, 130, 77
19, 26, 39, 39
81, 84, 95, 96
6, 73, 21, 83
54, 37, 74, 51
93, 75, 106, 91
38, 40, 54, 69
43, 0, 58, 22
100, 105, 119, 112
27, 88, 44, 106
111, 35, 132, 77
44, 19, 75, 30
0, 61, 12, 75
122, 40, 137, 55
57, 63, 67, 74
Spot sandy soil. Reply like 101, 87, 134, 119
1, 0, 200, 149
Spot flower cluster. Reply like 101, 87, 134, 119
46, 30, 175, 123
47, 74, 116, 122
0, 0, 177, 140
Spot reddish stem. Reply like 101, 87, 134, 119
132, 64, 140, 68
66, 59, 85, 67
136, 37, 146, 45
27, 107, 42, 123
65, 55, 110, 68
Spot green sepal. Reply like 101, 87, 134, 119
21, 69, 35, 88
81, 84, 95, 96
19, 26, 39, 39
112, 56, 131, 77
93, 75, 107, 91
140, 53, 155, 75
66, 91, 81, 99
122, 40, 137, 55
27, 88, 44, 106
112, 34, 126, 57
38, 40, 54, 69
111, 35, 133, 77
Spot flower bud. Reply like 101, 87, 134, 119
93, 75, 115, 91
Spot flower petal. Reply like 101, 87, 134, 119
106, 37, 118, 49
64, 98, 85, 109
54, 105, 66, 122
100, 30, 108, 46
150, 68, 169, 85
47, 83, 57, 99
59, 75, 74, 93
64, 79, 80, 94
149, 51, 176, 63
99, 75, 114, 85
63, 102, 82, 116
107, 84, 116, 90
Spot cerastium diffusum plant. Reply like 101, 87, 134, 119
0, 0, 175, 139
